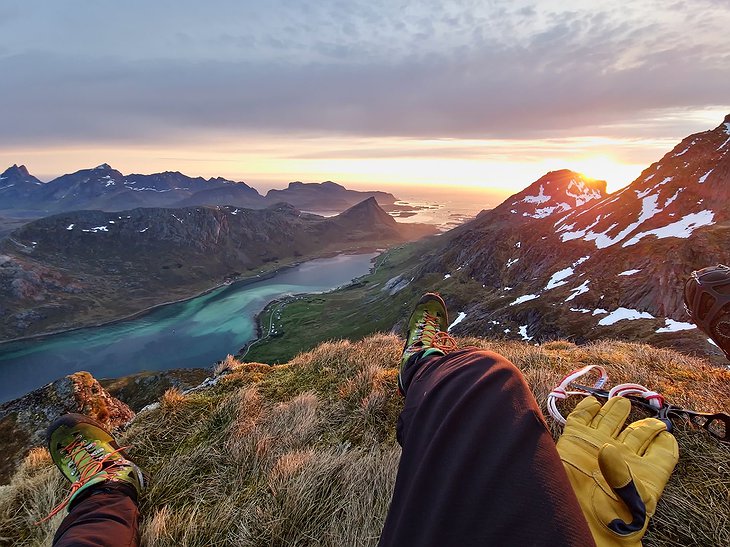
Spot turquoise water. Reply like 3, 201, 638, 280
0, 253, 378, 403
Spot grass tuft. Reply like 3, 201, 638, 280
213, 354, 241, 377
160, 388, 187, 412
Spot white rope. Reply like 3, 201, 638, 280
608, 384, 664, 409
547, 365, 607, 425
547, 366, 664, 425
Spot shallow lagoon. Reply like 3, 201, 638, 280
0, 253, 378, 403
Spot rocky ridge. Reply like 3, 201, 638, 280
410, 115, 730, 357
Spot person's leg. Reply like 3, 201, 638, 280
380, 347, 595, 547
45, 414, 144, 547
53, 483, 140, 547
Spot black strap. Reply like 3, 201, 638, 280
607, 480, 646, 535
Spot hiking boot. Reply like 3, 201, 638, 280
398, 293, 457, 394
44, 413, 144, 520
684, 264, 730, 360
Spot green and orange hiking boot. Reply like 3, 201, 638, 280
43, 413, 144, 521
398, 293, 458, 395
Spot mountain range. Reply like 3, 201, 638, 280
398, 114, 730, 358
2, 115, 729, 357
0, 163, 398, 215
0, 198, 435, 340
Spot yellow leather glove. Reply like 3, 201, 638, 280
556, 396, 679, 546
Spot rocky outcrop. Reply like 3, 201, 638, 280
100, 368, 211, 412
0, 372, 134, 484
264, 181, 397, 211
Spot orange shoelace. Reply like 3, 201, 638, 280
409, 311, 458, 353
431, 330, 458, 353
37, 439, 130, 524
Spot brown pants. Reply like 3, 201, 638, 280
53, 482, 139, 547
379, 348, 595, 547
53, 349, 594, 547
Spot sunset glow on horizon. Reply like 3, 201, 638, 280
1, 127, 701, 197
2, 2, 729, 199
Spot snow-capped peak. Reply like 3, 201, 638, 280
503, 170, 607, 221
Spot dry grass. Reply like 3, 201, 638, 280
0, 334, 728, 546
159, 388, 187, 412
213, 354, 241, 377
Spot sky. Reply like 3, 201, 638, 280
1, 0, 729, 201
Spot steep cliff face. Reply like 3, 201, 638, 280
408, 115, 730, 355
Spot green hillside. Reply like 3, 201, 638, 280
1, 334, 728, 546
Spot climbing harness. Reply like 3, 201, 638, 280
547, 365, 729, 443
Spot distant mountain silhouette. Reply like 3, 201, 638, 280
265, 181, 397, 211
0, 164, 43, 205
0, 165, 398, 215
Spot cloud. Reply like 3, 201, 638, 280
0, 1, 729, 147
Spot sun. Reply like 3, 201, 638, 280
565, 156, 643, 193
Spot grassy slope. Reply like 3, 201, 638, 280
245, 237, 729, 366
1, 334, 728, 546
244, 242, 442, 363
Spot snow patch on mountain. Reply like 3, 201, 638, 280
718, 138, 730, 150
636, 177, 672, 199
564, 280, 589, 302
524, 203, 571, 219
656, 319, 696, 333
618, 269, 641, 276
663, 188, 682, 207
566, 179, 603, 206
558, 188, 685, 249
597, 308, 654, 326
510, 294, 539, 306
127, 186, 174, 192
520, 185, 550, 205
622, 210, 715, 247
673, 141, 695, 156
544, 256, 590, 290
448, 312, 467, 332
545, 267, 573, 290
519, 325, 533, 341
698, 169, 713, 183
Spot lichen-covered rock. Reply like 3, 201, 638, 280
0, 371, 134, 484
